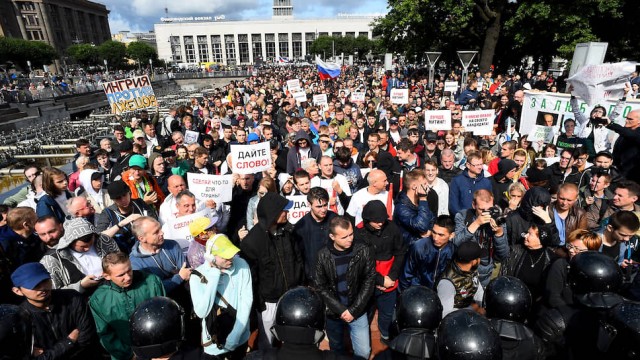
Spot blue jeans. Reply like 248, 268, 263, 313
368, 288, 397, 339
326, 313, 371, 360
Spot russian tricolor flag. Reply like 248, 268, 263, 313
316, 56, 341, 80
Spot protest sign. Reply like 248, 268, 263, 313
184, 130, 199, 145
287, 79, 301, 90
424, 110, 452, 131
103, 75, 157, 114
461, 110, 494, 135
529, 125, 556, 143
350, 92, 365, 103
286, 195, 310, 225
444, 81, 458, 93
230, 141, 271, 175
161, 210, 215, 251
313, 94, 328, 107
291, 87, 307, 102
390, 89, 409, 104
187, 173, 233, 203
520, 91, 640, 137
567, 61, 635, 106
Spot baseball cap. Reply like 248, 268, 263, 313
425, 132, 438, 142
230, 119, 240, 127
390, 117, 399, 124
206, 234, 240, 260
128, 154, 147, 169
283, 200, 294, 211
455, 241, 488, 262
11, 263, 51, 290
247, 133, 260, 143
107, 180, 131, 199
133, 130, 145, 139
189, 216, 215, 237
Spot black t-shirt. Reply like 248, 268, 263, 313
601, 242, 621, 262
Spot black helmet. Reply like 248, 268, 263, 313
484, 276, 532, 323
272, 286, 325, 344
607, 301, 640, 357
437, 309, 502, 360
0, 304, 32, 360
396, 285, 442, 331
130, 296, 185, 358
569, 252, 623, 308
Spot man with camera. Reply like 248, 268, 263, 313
453, 189, 509, 287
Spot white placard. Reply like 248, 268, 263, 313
424, 110, 452, 131
390, 89, 409, 104
287, 79, 301, 90
444, 81, 458, 93
461, 110, 494, 136
230, 141, 272, 174
291, 87, 307, 102
350, 92, 365, 103
186, 173, 233, 203
313, 94, 328, 106
161, 210, 214, 251
528, 125, 555, 143
567, 61, 635, 106
286, 195, 310, 225
184, 130, 199, 145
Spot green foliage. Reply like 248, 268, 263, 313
0, 36, 57, 69
66, 43, 99, 66
308, 35, 378, 59
126, 41, 158, 64
97, 40, 127, 68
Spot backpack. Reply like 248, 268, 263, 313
191, 270, 237, 349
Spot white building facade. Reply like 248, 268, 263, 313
154, 15, 376, 66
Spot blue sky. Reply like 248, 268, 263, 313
106, 0, 389, 34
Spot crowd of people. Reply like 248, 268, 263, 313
2, 63, 640, 360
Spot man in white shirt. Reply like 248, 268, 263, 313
347, 169, 392, 225
158, 175, 225, 227
310, 156, 352, 215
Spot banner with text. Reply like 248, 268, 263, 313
567, 61, 635, 106
444, 81, 458, 94
313, 94, 328, 107
350, 92, 365, 103
520, 91, 640, 137
390, 89, 409, 104
230, 141, 272, 174
187, 173, 233, 203
286, 195, 310, 225
291, 87, 307, 102
161, 210, 214, 251
462, 110, 494, 135
287, 79, 301, 91
103, 75, 157, 114
425, 110, 452, 131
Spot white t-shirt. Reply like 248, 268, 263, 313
346, 188, 392, 225
310, 174, 352, 215
71, 246, 103, 277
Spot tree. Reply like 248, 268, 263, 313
66, 43, 99, 67
126, 41, 158, 65
309, 35, 378, 59
0, 36, 57, 70
97, 40, 127, 69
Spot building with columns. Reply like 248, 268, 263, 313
154, 0, 377, 66
0, 0, 110, 54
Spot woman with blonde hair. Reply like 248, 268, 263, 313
512, 148, 530, 180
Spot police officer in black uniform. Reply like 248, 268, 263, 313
606, 300, 640, 359
436, 309, 502, 360
484, 276, 543, 360
130, 296, 203, 360
0, 304, 33, 360
388, 286, 442, 359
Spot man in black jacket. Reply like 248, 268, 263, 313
607, 110, 640, 183
11, 262, 99, 359
240, 192, 304, 349
357, 200, 406, 342
315, 216, 375, 360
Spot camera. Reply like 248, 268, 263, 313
590, 116, 608, 126
484, 206, 508, 226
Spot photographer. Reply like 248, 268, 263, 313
453, 189, 509, 287
605, 109, 640, 184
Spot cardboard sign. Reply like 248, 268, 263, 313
230, 141, 272, 174
291, 87, 307, 102
313, 94, 328, 106
424, 110, 452, 131
287, 79, 301, 90
184, 130, 199, 145
461, 110, 494, 135
444, 81, 458, 93
350, 92, 365, 103
161, 210, 214, 251
186, 173, 233, 203
286, 195, 310, 225
567, 61, 635, 106
390, 89, 409, 104
529, 125, 555, 143
103, 75, 157, 114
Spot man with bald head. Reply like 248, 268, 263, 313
158, 175, 226, 229
346, 169, 393, 225
607, 110, 640, 183
66, 197, 96, 223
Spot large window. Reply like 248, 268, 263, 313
265, 33, 276, 60
278, 33, 289, 58
224, 34, 236, 65
211, 35, 223, 63
359, 32, 369, 38
170, 36, 182, 62
238, 34, 249, 64
305, 33, 315, 56
252, 34, 262, 62
197, 35, 209, 62
292, 33, 302, 59
183, 36, 196, 63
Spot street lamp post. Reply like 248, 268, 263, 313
103, 59, 108, 75
456, 51, 478, 89
424, 52, 441, 92
149, 58, 153, 76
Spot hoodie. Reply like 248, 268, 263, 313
333, 157, 363, 194
505, 187, 560, 247
129, 239, 186, 293
285, 130, 322, 174
240, 192, 304, 308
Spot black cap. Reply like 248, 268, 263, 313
455, 241, 487, 262
595, 151, 613, 159
390, 117, 399, 124
426, 132, 438, 142
116, 140, 133, 153
107, 180, 131, 199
